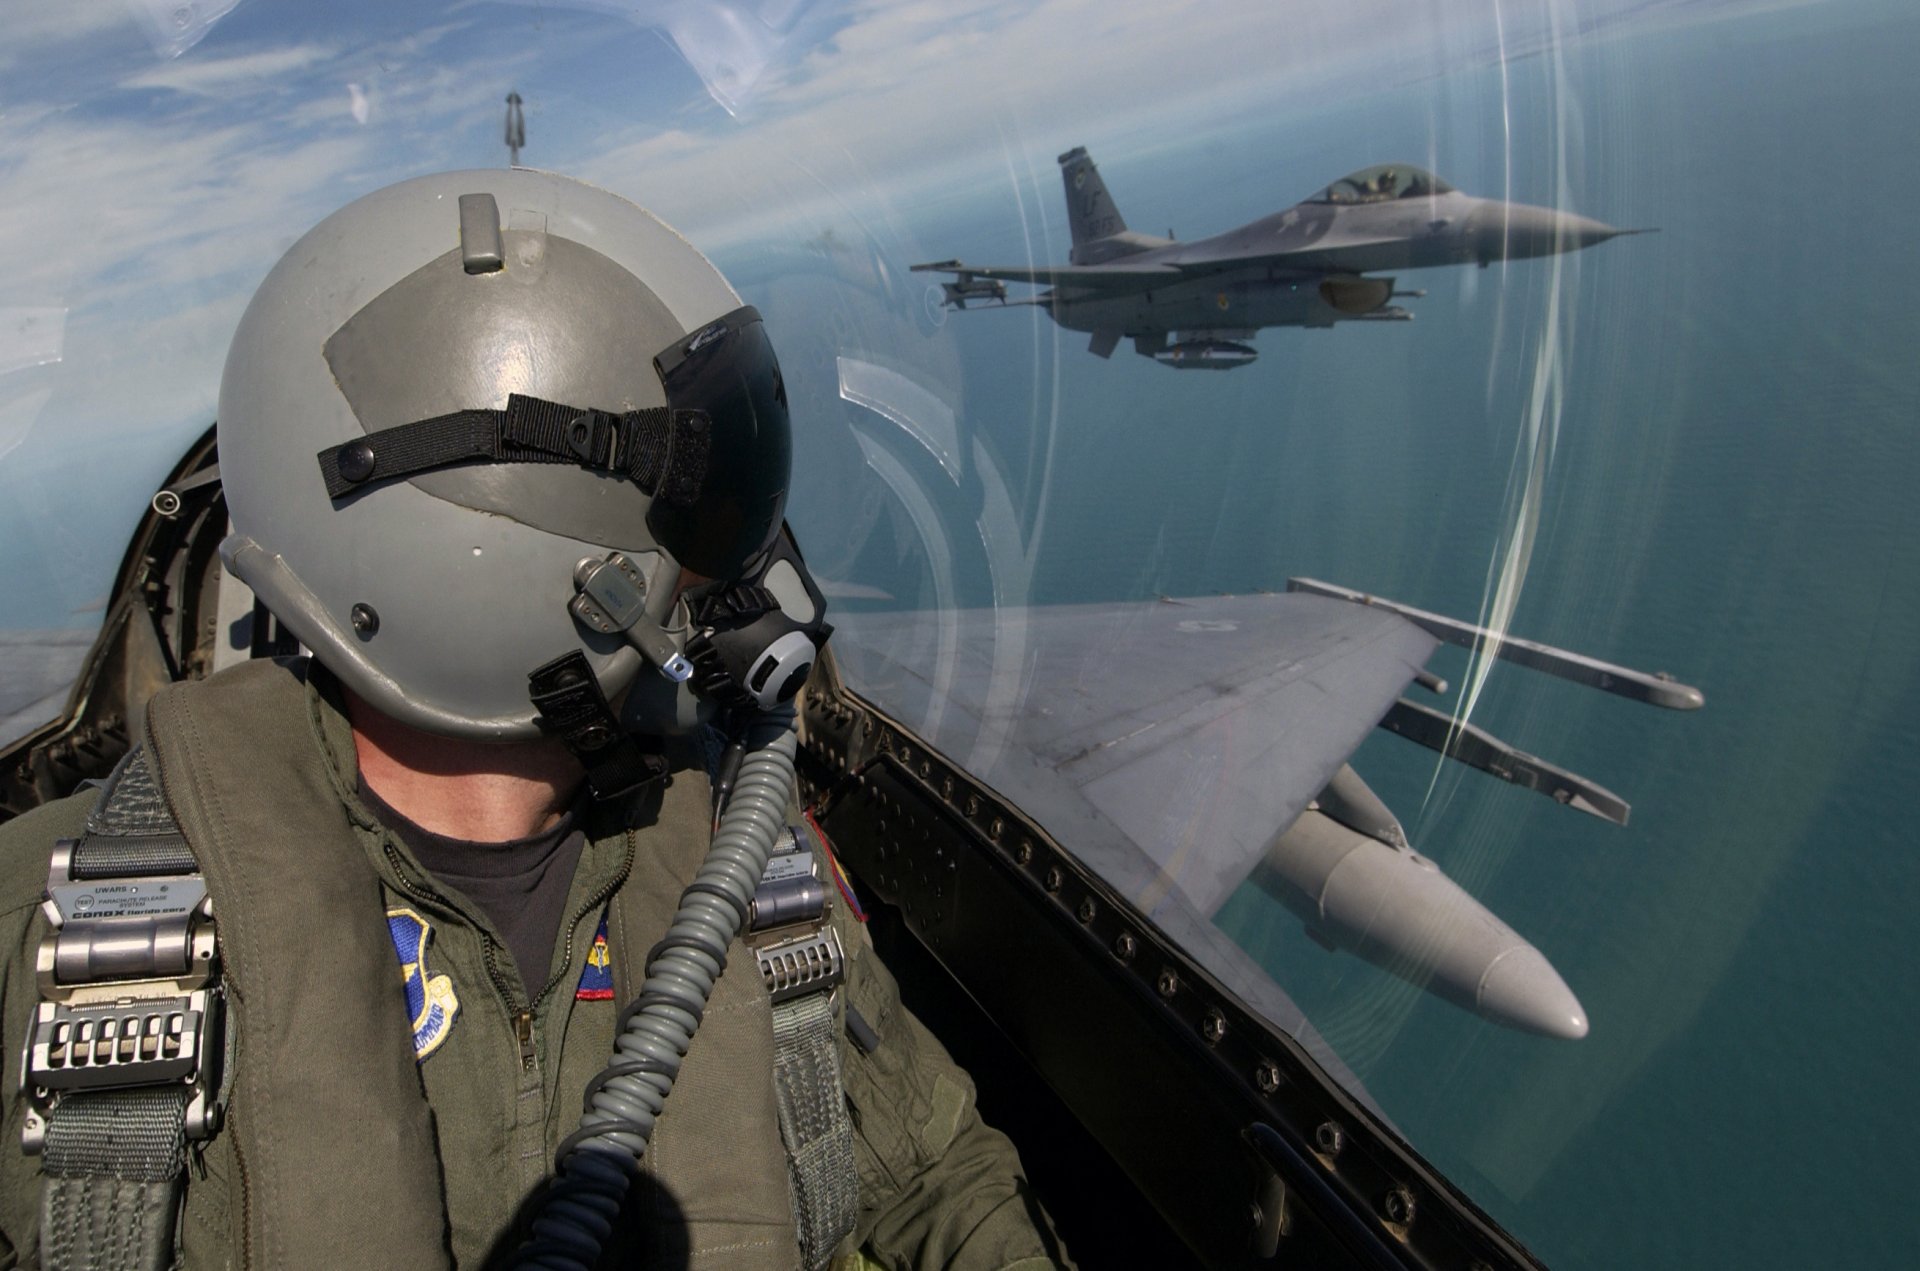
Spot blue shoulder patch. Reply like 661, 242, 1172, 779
387, 907, 460, 1061
576, 913, 614, 1001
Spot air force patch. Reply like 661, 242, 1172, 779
388, 907, 460, 1061
576, 914, 614, 1001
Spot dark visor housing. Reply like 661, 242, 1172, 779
313, 303, 790, 584
648, 306, 791, 581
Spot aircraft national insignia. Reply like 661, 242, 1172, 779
387, 907, 460, 1061
575, 914, 614, 1001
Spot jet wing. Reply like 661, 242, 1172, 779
912, 245, 1404, 298
911, 258, 1183, 297
1158, 234, 1416, 277
830, 592, 1439, 918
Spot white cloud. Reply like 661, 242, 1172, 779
556, 0, 1818, 254
563, 0, 1428, 250
0, 2, 141, 74
0, 0, 1776, 455
122, 43, 336, 95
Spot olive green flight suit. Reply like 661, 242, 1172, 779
0, 659, 1061, 1269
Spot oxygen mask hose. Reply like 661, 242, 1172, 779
512, 706, 799, 1270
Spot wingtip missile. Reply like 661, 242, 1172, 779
1285, 577, 1706, 710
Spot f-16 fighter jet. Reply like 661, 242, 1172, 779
915, 146, 1648, 368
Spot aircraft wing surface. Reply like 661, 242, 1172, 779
913, 238, 1412, 295
911, 259, 1182, 295
830, 592, 1433, 1118
830, 592, 1439, 918
1161, 235, 1416, 276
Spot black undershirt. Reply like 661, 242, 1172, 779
358, 776, 586, 999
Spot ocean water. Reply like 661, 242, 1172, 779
748, 4, 1920, 1268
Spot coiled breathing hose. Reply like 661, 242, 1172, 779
512, 707, 799, 1269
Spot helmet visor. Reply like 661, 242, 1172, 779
649, 306, 791, 580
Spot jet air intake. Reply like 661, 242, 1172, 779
1318, 275, 1394, 316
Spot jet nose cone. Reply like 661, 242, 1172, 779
1476, 203, 1635, 260
1557, 211, 1636, 249
1477, 947, 1590, 1040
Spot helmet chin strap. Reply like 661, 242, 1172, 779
527, 548, 694, 800
526, 651, 668, 801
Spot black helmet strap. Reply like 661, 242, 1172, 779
315, 393, 710, 503
527, 650, 668, 801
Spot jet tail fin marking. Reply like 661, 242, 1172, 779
1059, 146, 1128, 259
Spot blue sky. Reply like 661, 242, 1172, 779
0, 0, 1820, 624
0, 0, 1809, 463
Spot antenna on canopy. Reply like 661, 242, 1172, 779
505, 91, 525, 167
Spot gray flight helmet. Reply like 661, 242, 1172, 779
218, 169, 787, 740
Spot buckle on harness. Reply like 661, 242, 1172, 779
21, 839, 226, 1155
748, 826, 845, 1004
754, 927, 844, 1005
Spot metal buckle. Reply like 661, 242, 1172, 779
20, 982, 226, 1155
22, 839, 226, 1154
27, 991, 209, 1089
755, 925, 845, 1004
748, 828, 845, 1003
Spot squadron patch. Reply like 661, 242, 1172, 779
387, 907, 461, 1061
575, 914, 614, 1001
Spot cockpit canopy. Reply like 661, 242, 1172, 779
1308, 164, 1457, 204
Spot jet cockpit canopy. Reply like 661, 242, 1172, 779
1308, 164, 1456, 204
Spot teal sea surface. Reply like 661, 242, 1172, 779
745, 4, 1920, 1268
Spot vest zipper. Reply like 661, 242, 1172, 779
231, 1109, 254, 1268
515, 1010, 537, 1069
528, 829, 637, 1016
382, 831, 634, 1073
382, 841, 523, 1011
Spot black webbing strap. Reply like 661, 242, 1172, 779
527, 652, 667, 802
37, 750, 205, 1271
44, 1087, 190, 1182
42, 1088, 189, 1271
316, 393, 711, 502
68, 836, 197, 880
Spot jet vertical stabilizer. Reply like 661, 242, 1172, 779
1058, 146, 1170, 265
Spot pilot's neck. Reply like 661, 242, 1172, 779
343, 689, 584, 842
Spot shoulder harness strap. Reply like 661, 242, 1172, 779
21, 746, 225, 1271
745, 819, 860, 1269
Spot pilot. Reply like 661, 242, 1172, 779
0, 171, 1066, 1269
